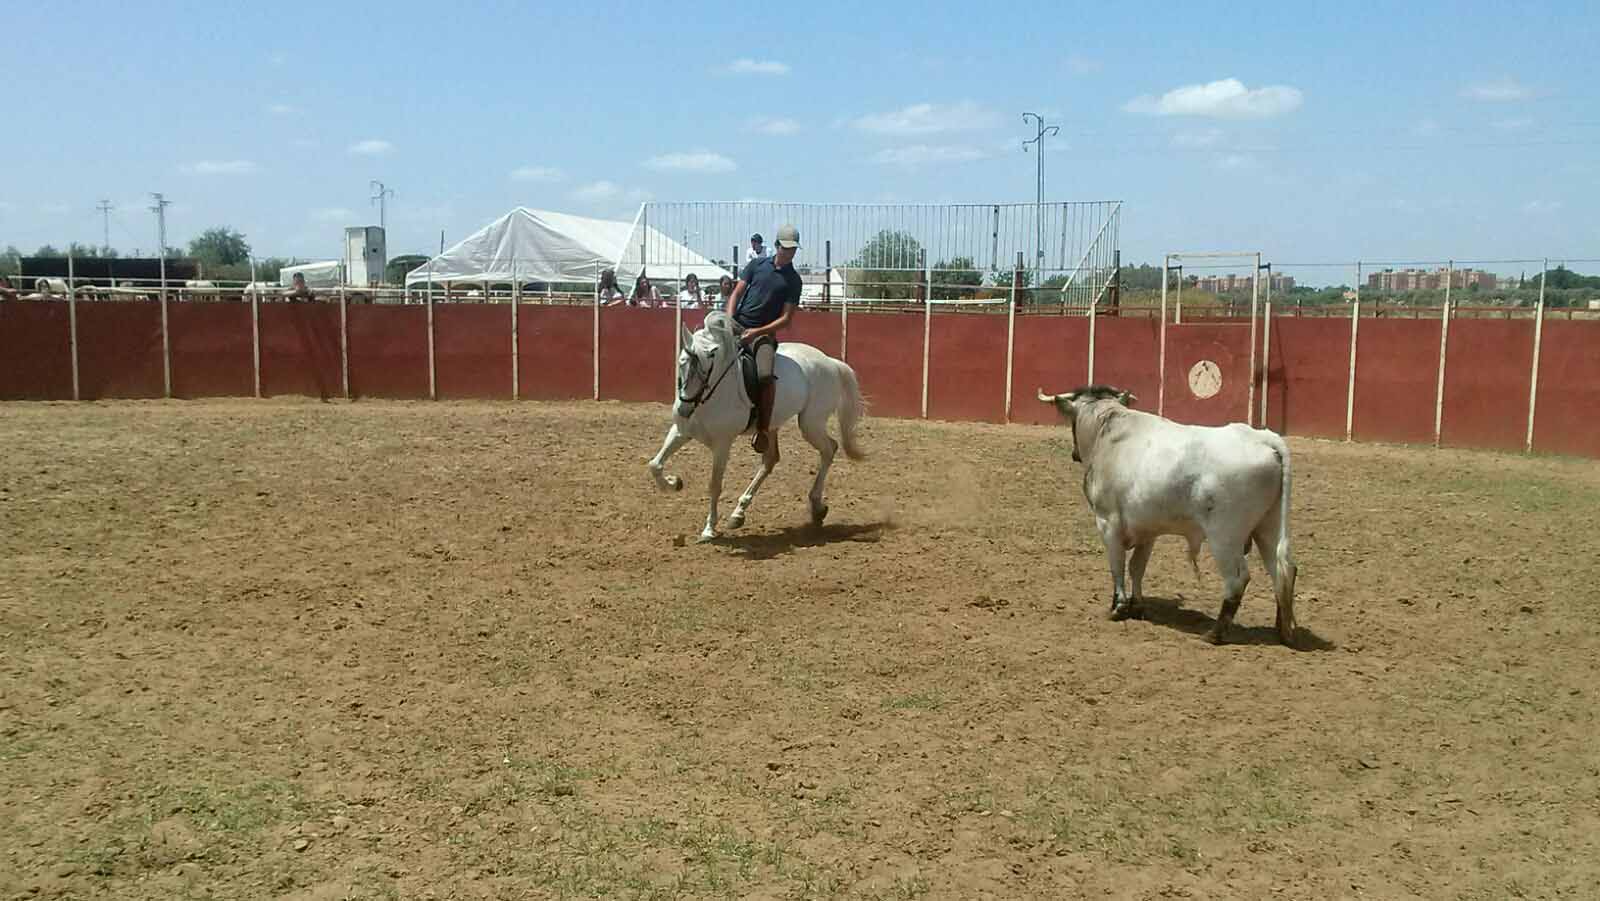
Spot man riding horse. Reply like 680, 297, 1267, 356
725, 223, 803, 459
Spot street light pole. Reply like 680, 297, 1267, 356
1021, 112, 1059, 282
370, 180, 395, 231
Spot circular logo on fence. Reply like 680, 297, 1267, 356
1188, 360, 1223, 399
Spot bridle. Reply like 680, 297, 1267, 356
677, 340, 738, 415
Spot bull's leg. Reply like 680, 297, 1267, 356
647, 422, 692, 492
700, 443, 732, 541
1098, 520, 1136, 621
1207, 546, 1251, 645
1128, 541, 1155, 613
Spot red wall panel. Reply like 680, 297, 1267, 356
434, 304, 510, 400
77, 302, 166, 399
928, 312, 1008, 424
1352, 318, 1442, 445
348, 305, 430, 399
1088, 317, 1162, 416
840, 311, 924, 420
598, 307, 674, 404
1161, 322, 1254, 427
1531, 321, 1600, 458
1440, 319, 1534, 452
784, 307, 844, 359
1009, 316, 1090, 426
168, 303, 254, 399
517, 306, 595, 400
258, 304, 342, 399
0, 301, 74, 400
1263, 316, 1352, 439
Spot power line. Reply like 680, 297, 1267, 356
96, 200, 114, 253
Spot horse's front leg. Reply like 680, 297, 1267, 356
700, 442, 732, 541
727, 447, 778, 530
647, 422, 692, 492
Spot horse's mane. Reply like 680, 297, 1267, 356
701, 310, 737, 341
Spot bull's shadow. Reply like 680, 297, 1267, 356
713, 520, 893, 561
1132, 596, 1337, 651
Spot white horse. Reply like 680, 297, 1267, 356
648, 311, 867, 540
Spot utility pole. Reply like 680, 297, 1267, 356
1021, 112, 1059, 281
150, 193, 172, 296
370, 180, 395, 231
96, 200, 114, 254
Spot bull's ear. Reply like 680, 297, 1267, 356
1119, 391, 1137, 407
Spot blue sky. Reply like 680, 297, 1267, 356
3, 0, 1596, 278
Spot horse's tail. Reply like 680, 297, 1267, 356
836, 361, 868, 461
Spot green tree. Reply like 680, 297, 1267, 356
386, 254, 430, 286
2, 245, 20, 270
930, 256, 982, 300
187, 227, 251, 266
846, 230, 924, 299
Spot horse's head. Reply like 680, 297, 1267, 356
675, 313, 737, 419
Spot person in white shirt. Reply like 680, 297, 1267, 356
598, 268, 627, 305
676, 273, 704, 308
748, 233, 767, 263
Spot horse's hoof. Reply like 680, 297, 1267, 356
1206, 628, 1227, 646
1109, 603, 1141, 622
727, 512, 746, 530
811, 505, 828, 527
667, 476, 683, 492
697, 529, 718, 543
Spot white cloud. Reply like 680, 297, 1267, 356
751, 117, 801, 136
40, 202, 71, 214
1463, 78, 1533, 102
268, 103, 299, 116
873, 145, 991, 167
644, 151, 737, 173
183, 159, 259, 175
1522, 200, 1562, 215
348, 139, 394, 156
292, 138, 317, 149
1410, 118, 1442, 138
1066, 55, 1101, 75
312, 207, 353, 222
1215, 153, 1257, 171
510, 165, 563, 182
852, 101, 1002, 135
1124, 78, 1303, 119
1172, 127, 1223, 148
1493, 117, 1534, 131
725, 58, 789, 76
572, 180, 621, 201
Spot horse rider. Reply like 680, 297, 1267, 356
725, 223, 802, 458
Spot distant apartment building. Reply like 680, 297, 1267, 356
1193, 272, 1295, 293
1366, 267, 1499, 292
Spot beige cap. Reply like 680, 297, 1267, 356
774, 223, 801, 249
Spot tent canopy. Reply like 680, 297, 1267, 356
280, 260, 343, 288
404, 207, 731, 287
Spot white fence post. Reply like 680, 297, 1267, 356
592, 261, 601, 401
67, 251, 80, 401
1433, 260, 1453, 447
1246, 253, 1260, 426
249, 258, 261, 399
1004, 251, 1019, 421
339, 285, 350, 400
1525, 257, 1547, 452
1345, 262, 1361, 442
1260, 265, 1272, 427
426, 279, 437, 401
511, 260, 520, 400
920, 250, 931, 419
1157, 254, 1169, 417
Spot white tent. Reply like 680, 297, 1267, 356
279, 260, 344, 288
404, 207, 731, 288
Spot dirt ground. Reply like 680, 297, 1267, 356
3, 398, 1598, 900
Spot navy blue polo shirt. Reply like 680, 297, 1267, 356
733, 256, 802, 329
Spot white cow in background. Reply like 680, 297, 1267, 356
1037, 384, 1300, 646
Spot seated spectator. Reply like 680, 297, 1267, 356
631, 272, 661, 307
677, 273, 704, 309
598, 268, 627, 306
283, 272, 316, 303
0, 276, 16, 302
716, 274, 735, 313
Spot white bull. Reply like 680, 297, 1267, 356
1038, 385, 1299, 646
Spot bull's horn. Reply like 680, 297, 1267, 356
1037, 388, 1060, 403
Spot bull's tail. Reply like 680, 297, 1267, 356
1265, 432, 1298, 646
836, 361, 868, 461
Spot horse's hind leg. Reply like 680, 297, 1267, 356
798, 408, 838, 527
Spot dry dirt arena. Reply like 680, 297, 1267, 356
3, 399, 1598, 901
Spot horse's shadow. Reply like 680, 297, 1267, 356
1132, 596, 1338, 651
712, 520, 893, 560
